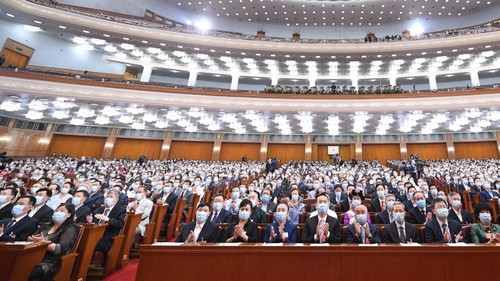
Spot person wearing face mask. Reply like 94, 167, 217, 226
56, 182, 73, 205
264, 203, 297, 243
330, 184, 349, 211
153, 181, 178, 228
127, 187, 153, 238
302, 193, 341, 243
377, 194, 397, 224
447, 192, 474, 225
27, 203, 78, 281
346, 204, 380, 244
177, 202, 217, 244
209, 193, 232, 224
260, 188, 277, 213
426, 185, 438, 205
73, 190, 91, 223
83, 181, 104, 210
288, 187, 305, 214
224, 199, 258, 243
86, 189, 126, 255
479, 181, 499, 203
425, 198, 464, 243
344, 189, 370, 224
471, 203, 500, 244
382, 202, 420, 243
225, 186, 242, 213
0, 195, 38, 242
408, 191, 432, 225
28, 188, 54, 224
247, 191, 267, 223
470, 178, 482, 194
175, 180, 194, 218
369, 184, 387, 213
0, 187, 17, 220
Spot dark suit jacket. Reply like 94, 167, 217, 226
75, 205, 91, 224
0, 202, 13, 221
261, 201, 276, 213
408, 207, 431, 224
403, 201, 415, 212
448, 208, 474, 225
425, 218, 462, 243
330, 193, 348, 205
346, 223, 381, 243
223, 221, 259, 242
31, 204, 54, 224
84, 192, 104, 210
250, 207, 267, 223
210, 208, 232, 224
383, 221, 420, 243
153, 192, 178, 226
376, 210, 391, 224
369, 198, 383, 213
93, 204, 126, 254
264, 221, 298, 243
0, 215, 39, 242
480, 190, 499, 202
175, 221, 218, 243
302, 215, 342, 243
394, 192, 408, 203
175, 190, 193, 216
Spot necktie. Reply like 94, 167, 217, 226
180, 191, 185, 198
442, 223, 451, 243
360, 226, 366, 244
421, 210, 425, 217
389, 214, 394, 223
319, 219, 326, 243
99, 209, 110, 224
381, 200, 386, 211
212, 212, 218, 222
399, 226, 406, 243
4, 219, 16, 234
336, 196, 340, 203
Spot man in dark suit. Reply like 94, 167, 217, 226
153, 181, 178, 227
74, 190, 91, 223
447, 192, 474, 225
28, 188, 54, 224
176, 202, 217, 243
209, 193, 232, 224
260, 188, 277, 213
377, 194, 396, 224
330, 184, 349, 209
479, 183, 499, 202
302, 193, 342, 243
0, 195, 38, 242
425, 198, 464, 243
84, 181, 104, 210
248, 191, 267, 223
369, 184, 387, 212
383, 202, 420, 243
393, 182, 409, 203
87, 190, 126, 255
408, 191, 432, 225
346, 205, 381, 244
0, 187, 17, 221
175, 180, 193, 217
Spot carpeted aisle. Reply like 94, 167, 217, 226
101, 259, 139, 281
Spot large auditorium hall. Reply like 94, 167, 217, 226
0, 0, 499, 280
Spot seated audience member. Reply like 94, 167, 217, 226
470, 203, 500, 244
447, 192, 474, 224
29, 188, 54, 224
0, 195, 38, 241
209, 193, 232, 224
84, 181, 104, 210
264, 203, 298, 243
408, 191, 432, 225
73, 190, 91, 223
346, 204, 381, 244
0, 187, 17, 220
225, 187, 241, 213
223, 199, 258, 242
369, 184, 387, 212
402, 186, 417, 212
46, 184, 62, 211
479, 182, 499, 203
425, 198, 464, 243
86, 190, 126, 255
330, 184, 348, 207
377, 194, 396, 224
57, 182, 73, 204
302, 193, 342, 243
248, 191, 267, 223
260, 188, 277, 213
153, 181, 178, 227
289, 187, 305, 213
344, 189, 370, 224
127, 187, 153, 238
279, 192, 299, 224
28, 203, 78, 281
176, 202, 217, 243
383, 202, 420, 243
175, 179, 193, 217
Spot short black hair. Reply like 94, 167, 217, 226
432, 197, 447, 209
75, 189, 89, 199
239, 198, 252, 209
213, 193, 225, 200
197, 201, 211, 211
474, 202, 493, 219
36, 188, 52, 198
20, 195, 36, 206
4, 187, 18, 197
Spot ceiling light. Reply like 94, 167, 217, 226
24, 25, 41, 32
52, 110, 70, 119
91, 38, 106, 45
6, 13, 15, 18
70, 117, 85, 126
0, 100, 21, 112
26, 110, 43, 120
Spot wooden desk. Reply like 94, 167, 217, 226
137, 243, 500, 281
0, 241, 50, 281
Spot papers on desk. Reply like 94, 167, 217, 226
293, 243, 304, 246
310, 243, 330, 246
400, 243, 422, 246
6, 241, 33, 245
263, 243, 283, 246
219, 243, 241, 246
358, 244, 378, 246
447, 242, 470, 246
152, 242, 184, 246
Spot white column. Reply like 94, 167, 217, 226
469, 71, 480, 87
140, 65, 153, 82
271, 76, 279, 85
428, 74, 437, 91
389, 76, 397, 86
308, 78, 316, 87
351, 78, 359, 91
230, 75, 239, 91
187, 71, 198, 87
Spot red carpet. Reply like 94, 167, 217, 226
102, 259, 139, 281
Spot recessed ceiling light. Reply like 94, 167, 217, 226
6, 13, 15, 18
33, 20, 42, 24
58, 25, 67, 29
123, 37, 130, 40
103, 34, 110, 37
160, 43, 166, 46
82, 30, 90, 34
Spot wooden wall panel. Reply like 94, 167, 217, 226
112, 138, 162, 159
168, 141, 214, 160
267, 143, 305, 163
220, 142, 261, 161
312, 144, 354, 161
50, 135, 105, 158
0, 128, 51, 157
362, 143, 401, 164
0, 48, 29, 68
454, 141, 499, 159
407, 143, 448, 160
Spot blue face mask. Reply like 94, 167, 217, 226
352, 200, 361, 208
451, 201, 462, 209
52, 211, 67, 224
291, 194, 299, 202
416, 199, 426, 209
231, 191, 240, 200
11, 204, 25, 217
72, 197, 82, 206
135, 193, 143, 201
104, 197, 115, 208
0, 195, 8, 204
386, 201, 395, 210
437, 208, 449, 218
196, 211, 208, 223
479, 213, 492, 224
355, 214, 367, 225
35, 196, 44, 205
238, 210, 250, 220
213, 202, 223, 212
393, 212, 405, 223
60, 187, 69, 194
275, 211, 287, 223
163, 187, 171, 194
261, 194, 270, 203
317, 203, 328, 215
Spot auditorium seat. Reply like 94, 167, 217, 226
216, 223, 229, 242
52, 224, 84, 281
